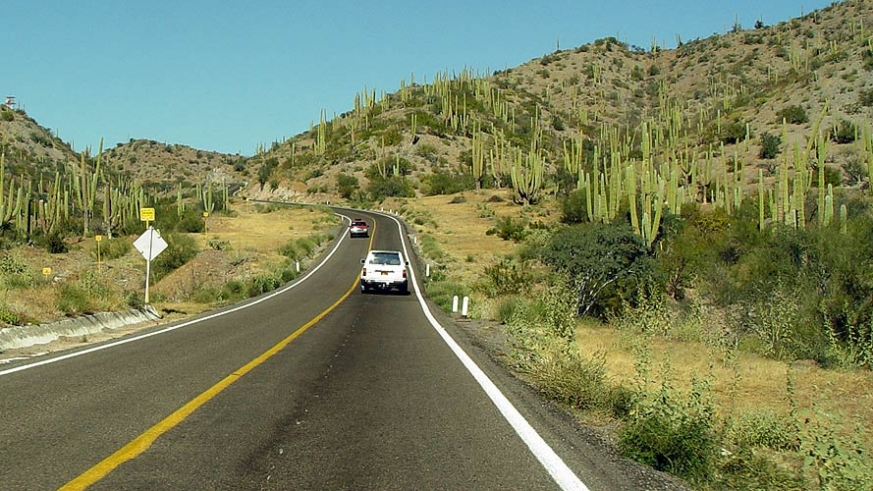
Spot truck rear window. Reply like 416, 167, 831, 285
369, 253, 401, 265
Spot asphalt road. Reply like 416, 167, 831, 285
0, 209, 688, 491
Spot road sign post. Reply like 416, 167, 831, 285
95, 235, 103, 272
133, 226, 168, 306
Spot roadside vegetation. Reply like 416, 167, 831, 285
405, 183, 873, 490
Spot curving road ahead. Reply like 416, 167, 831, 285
0, 210, 687, 491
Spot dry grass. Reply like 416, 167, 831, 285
0, 200, 340, 325
386, 189, 554, 284
196, 201, 335, 254
577, 325, 873, 449
150, 201, 338, 306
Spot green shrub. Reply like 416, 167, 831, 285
859, 88, 873, 107
716, 449, 805, 490
776, 105, 808, 124
610, 288, 672, 336
799, 408, 873, 490
0, 253, 29, 275
279, 235, 324, 261
43, 233, 68, 254
151, 232, 198, 281
220, 280, 246, 301
729, 409, 797, 451
418, 234, 447, 262
367, 176, 415, 200
423, 171, 476, 196
93, 237, 132, 260
560, 189, 589, 224
816, 165, 844, 189
247, 271, 282, 297
79, 270, 113, 302
335, 173, 359, 199
0, 304, 20, 325
279, 240, 301, 261
759, 132, 782, 159
193, 285, 223, 304
485, 295, 524, 323
831, 120, 858, 144
174, 209, 206, 233
125, 290, 144, 309
207, 238, 232, 251
619, 377, 719, 482
524, 348, 610, 411
423, 278, 468, 313
57, 283, 92, 316
486, 216, 528, 242
280, 266, 299, 283
477, 257, 532, 296
724, 120, 749, 144
540, 222, 653, 319
504, 279, 577, 345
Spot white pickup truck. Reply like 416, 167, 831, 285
360, 250, 409, 294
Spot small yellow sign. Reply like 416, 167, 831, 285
42, 267, 51, 276
140, 207, 155, 222
203, 212, 209, 218
95, 235, 103, 242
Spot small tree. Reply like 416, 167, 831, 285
540, 222, 652, 318
335, 173, 359, 200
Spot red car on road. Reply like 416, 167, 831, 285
349, 219, 369, 238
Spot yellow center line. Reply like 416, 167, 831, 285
60, 271, 362, 490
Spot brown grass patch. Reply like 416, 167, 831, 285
151, 202, 339, 305
577, 325, 873, 448
196, 201, 337, 255
387, 190, 557, 284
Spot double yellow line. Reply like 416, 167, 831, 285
61, 219, 374, 490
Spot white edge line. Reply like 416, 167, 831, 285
374, 211, 590, 491
0, 214, 353, 378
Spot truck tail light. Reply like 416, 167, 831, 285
402, 269, 407, 279
362, 268, 367, 276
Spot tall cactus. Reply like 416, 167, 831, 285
509, 149, 543, 206
73, 138, 103, 236
176, 182, 185, 217
201, 181, 215, 214
471, 127, 486, 191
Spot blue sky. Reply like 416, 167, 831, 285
3, 0, 834, 156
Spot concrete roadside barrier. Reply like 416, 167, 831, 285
0, 306, 162, 351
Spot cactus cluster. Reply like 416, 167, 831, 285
0, 138, 152, 241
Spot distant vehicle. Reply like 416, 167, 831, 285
349, 219, 369, 238
360, 250, 408, 294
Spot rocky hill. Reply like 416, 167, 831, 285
3, 1, 872, 209
243, 0, 873, 208
0, 108, 247, 199
103, 139, 247, 192
0, 105, 78, 176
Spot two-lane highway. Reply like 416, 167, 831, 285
0, 210, 683, 490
